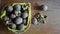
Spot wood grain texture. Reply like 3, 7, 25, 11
0, 0, 60, 34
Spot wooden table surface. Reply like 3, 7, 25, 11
0, 0, 60, 34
